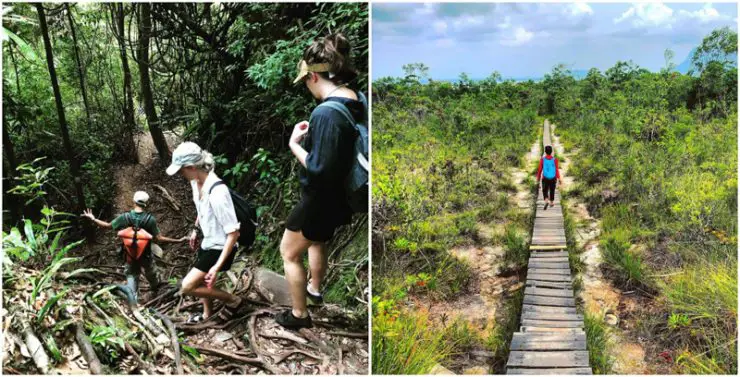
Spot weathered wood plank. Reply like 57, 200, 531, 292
526, 280, 572, 288
526, 273, 572, 282
528, 262, 570, 269
524, 286, 574, 298
510, 333, 587, 350
522, 304, 578, 314
507, 367, 592, 375
520, 312, 584, 321
521, 319, 583, 328
523, 295, 575, 307
529, 257, 568, 263
530, 252, 569, 258
528, 268, 572, 276
507, 351, 590, 367
521, 327, 584, 333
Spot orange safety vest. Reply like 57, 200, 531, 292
117, 212, 153, 263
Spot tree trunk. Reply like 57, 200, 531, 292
7, 46, 21, 96
137, 3, 170, 162
2, 110, 22, 222
36, 3, 88, 215
65, 4, 92, 127
111, 3, 139, 163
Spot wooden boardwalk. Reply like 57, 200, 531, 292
506, 120, 593, 375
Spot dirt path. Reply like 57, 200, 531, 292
549, 123, 649, 373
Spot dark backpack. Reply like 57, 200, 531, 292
313, 92, 369, 213
209, 181, 257, 249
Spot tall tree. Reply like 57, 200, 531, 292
64, 4, 92, 128
35, 3, 87, 214
109, 3, 138, 163
136, 3, 170, 161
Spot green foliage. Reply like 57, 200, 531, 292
372, 307, 450, 374
6, 157, 54, 205
584, 313, 614, 374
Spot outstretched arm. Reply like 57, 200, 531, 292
157, 234, 189, 243
81, 209, 112, 229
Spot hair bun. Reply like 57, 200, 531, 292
326, 33, 351, 57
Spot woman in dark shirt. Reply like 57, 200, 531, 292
276, 33, 366, 329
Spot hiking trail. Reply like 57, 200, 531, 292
504, 120, 592, 375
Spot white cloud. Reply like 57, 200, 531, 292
614, 3, 674, 28
501, 27, 535, 46
568, 3, 593, 16
678, 4, 725, 23
452, 15, 485, 30
414, 3, 436, 17
433, 20, 448, 34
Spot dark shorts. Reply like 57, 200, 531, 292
542, 178, 557, 201
194, 247, 237, 272
286, 192, 351, 242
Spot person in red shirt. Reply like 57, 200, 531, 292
536, 145, 561, 210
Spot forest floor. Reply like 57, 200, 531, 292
552, 124, 666, 374
3, 132, 368, 375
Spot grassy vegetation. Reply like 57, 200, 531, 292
372, 75, 539, 373
584, 313, 615, 374
551, 29, 737, 374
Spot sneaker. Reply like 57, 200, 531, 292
543, 203, 549, 210
306, 283, 324, 305
275, 309, 313, 330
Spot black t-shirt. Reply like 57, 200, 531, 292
299, 94, 366, 193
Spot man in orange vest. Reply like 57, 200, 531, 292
82, 191, 187, 300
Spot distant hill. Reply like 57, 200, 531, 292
675, 48, 737, 75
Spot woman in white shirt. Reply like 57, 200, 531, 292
166, 142, 244, 323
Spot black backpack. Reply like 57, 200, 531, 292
208, 181, 257, 248
312, 92, 369, 213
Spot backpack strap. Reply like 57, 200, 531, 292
317, 100, 356, 126
208, 180, 225, 195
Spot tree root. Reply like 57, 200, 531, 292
73, 323, 103, 374
151, 309, 183, 374
185, 344, 283, 375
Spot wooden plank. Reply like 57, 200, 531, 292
528, 268, 571, 276
526, 273, 572, 282
529, 245, 567, 251
521, 319, 583, 328
530, 252, 569, 258
526, 280, 572, 289
525, 286, 574, 298
511, 332, 586, 342
523, 295, 575, 307
528, 262, 570, 269
510, 333, 587, 351
522, 304, 577, 314
521, 312, 584, 321
529, 257, 568, 263
507, 351, 590, 367
507, 367, 592, 375
521, 327, 585, 333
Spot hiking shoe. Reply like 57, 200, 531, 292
275, 309, 313, 330
306, 283, 324, 305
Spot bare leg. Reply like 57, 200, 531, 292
280, 229, 313, 318
307, 242, 328, 292
180, 268, 239, 319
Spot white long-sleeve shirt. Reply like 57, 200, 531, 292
191, 171, 240, 250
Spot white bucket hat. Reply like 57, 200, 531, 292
166, 142, 203, 176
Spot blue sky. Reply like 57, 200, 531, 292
372, 2, 738, 80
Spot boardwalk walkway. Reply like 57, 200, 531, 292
505, 120, 593, 375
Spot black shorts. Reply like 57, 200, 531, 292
286, 192, 351, 242
194, 247, 237, 272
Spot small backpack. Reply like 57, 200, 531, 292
117, 212, 153, 263
543, 156, 557, 179
313, 92, 369, 213
209, 181, 257, 249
